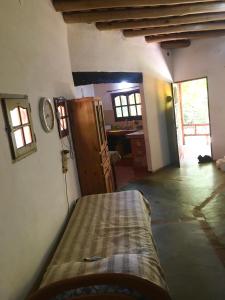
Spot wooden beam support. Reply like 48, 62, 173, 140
124, 21, 225, 37
96, 12, 225, 31
63, 2, 225, 24
54, 0, 222, 12
145, 30, 225, 43
160, 40, 191, 49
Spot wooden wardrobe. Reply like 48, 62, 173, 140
68, 97, 114, 196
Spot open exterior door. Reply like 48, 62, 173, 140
165, 86, 180, 167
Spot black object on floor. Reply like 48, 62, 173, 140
198, 155, 213, 164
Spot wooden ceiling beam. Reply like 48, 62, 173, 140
124, 21, 225, 37
63, 2, 225, 24
160, 40, 191, 49
53, 0, 221, 12
145, 29, 225, 43
96, 12, 225, 31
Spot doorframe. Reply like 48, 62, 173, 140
167, 84, 180, 167
171, 81, 185, 164
172, 76, 213, 161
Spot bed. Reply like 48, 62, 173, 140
28, 190, 171, 300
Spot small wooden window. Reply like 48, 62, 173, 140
111, 90, 142, 121
54, 97, 69, 138
1, 94, 37, 161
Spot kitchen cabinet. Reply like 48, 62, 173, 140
126, 130, 147, 169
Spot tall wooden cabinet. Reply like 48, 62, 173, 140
68, 97, 114, 196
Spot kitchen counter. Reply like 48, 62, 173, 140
106, 129, 135, 156
126, 130, 147, 169
126, 130, 144, 138
106, 129, 136, 136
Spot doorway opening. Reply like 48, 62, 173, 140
73, 72, 149, 189
173, 77, 212, 165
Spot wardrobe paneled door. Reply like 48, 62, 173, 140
68, 97, 114, 196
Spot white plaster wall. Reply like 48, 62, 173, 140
0, 1, 80, 299
67, 24, 173, 171
74, 84, 95, 98
173, 36, 225, 159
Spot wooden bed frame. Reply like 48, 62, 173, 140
73, 296, 134, 300
27, 191, 172, 300
28, 273, 171, 300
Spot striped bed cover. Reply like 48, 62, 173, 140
38, 190, 169, 298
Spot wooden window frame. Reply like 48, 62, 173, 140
1, 94, 37, 162
54, 97, 69, 138
111, 89, 142, 121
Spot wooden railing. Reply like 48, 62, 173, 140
182, 123, 210, 144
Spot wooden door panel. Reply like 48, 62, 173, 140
102, 158, 110, 174
105, 168, 114, 193
166, 88, 180, 167
94, 100, 108, 151
93, 100, 103, 148
68, 97, 114, 195
100, 145, 110, 164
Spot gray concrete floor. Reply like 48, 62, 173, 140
120, 163, 225, 300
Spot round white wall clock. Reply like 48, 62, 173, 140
39, 97, 55, 132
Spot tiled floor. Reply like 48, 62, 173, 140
115, 157, 149, 189
119, 162, 225, 300
179, 136, 212, 166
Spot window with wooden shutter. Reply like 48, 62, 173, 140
1, 94, 37, 161
111, 90, 142, 121
54, 97, 69, 138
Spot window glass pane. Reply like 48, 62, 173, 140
14, 129, 24, 149
129, 94, 135, 105
63, 118, 67, 130
60, 118, 67, 131
61, 106, 66, 117
10, 107, 21, 127
122, 106, 129, 117
58, 105, 65, 117
121, 95, 127, 106
58, 106, 62, 116
23, 126, 32, 144
137, 104, 142, 116
115, 96, 121, 107
60, 119, 64, 130
19, 107, 29, 124
3, 96, 37, 161
116, 107, 122, 118
135, 93, 141, 104
129, 105, 137, 116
